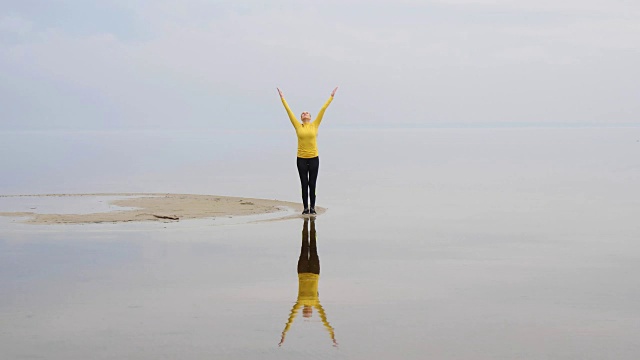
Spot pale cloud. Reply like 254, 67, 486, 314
0, 14, 33, 35
1, 0, 638, 130
432, 0, 640, 14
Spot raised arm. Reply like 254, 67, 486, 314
313, 87, 338, 128
277, 88, 300, 129
316, 303, 338, 347
279, 302, 302, 346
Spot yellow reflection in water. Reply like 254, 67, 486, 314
279, 218, 337, 347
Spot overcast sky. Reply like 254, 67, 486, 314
1, 0, 639, 130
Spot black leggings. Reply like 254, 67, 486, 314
296, 156, 319, 209
298, 220, 319, 275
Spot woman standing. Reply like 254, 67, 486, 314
277, 87, 338, 214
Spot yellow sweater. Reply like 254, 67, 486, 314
281, 97, 333, 158
279, 273, 337, 346
297, 273, 320, 305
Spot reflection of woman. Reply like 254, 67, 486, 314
277, 87, 338, 215
279, 218, 337, 347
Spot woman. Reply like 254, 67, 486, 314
277, 87, 338, 214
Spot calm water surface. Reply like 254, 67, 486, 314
1, 128, 639, 359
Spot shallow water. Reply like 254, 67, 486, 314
0, 195, 144, 215
1, 128, 639, 359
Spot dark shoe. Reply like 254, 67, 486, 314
310, 208, 317, 215
302, 208, 310, 215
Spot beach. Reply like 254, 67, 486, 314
0, 193, 324, 225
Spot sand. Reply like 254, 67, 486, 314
0, 193, 325, 225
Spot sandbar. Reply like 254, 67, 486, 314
0, 193, 325, 225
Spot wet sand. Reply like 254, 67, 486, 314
0, 193, 325, 224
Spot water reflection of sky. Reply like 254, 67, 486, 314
2, 212, 639, 359
0, 195, 142, 214
1, 128, 639, 359
0, 219, 351, 358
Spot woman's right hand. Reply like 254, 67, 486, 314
277, 88, 284, 98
